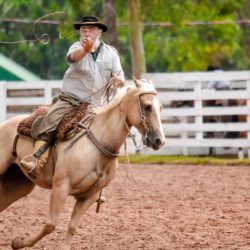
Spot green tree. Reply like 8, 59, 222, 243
0, 0, 249, 79
0, 0, 73, 79
230, 0, 250, 69
141, 0, 247, 72
103, 0, 119, 48
0, 0, 104, 79
126, 0, 146, 78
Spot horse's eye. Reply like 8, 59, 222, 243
144, 105, 152, 112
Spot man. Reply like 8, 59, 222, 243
206, 66, 230, 91
20, 16, 125, 177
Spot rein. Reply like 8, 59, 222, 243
118, 90, 157, 183
64, 112, 119, 159
78, 123, 119, 158
64, 90, 157, 159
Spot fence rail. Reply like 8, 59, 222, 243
142, 71, 250, 157
1, 71, 250, 157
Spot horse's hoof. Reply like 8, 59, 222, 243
11, 237, 25, 249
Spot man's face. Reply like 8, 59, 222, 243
80, 25, 101, 42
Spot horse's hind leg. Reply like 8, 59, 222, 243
0, 163, 34, 212
12, 179, 70, 249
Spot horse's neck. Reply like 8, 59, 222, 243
90, 107, 129, 152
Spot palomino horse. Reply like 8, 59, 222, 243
0, 79, 165, 249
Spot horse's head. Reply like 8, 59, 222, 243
120, 78, 165, 150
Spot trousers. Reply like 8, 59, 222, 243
35, 92, 82, 140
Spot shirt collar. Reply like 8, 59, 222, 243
91, 41, 103, 61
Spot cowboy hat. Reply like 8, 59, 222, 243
74, 16, 108, 32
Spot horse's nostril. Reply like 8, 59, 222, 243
155, 138, 161, 146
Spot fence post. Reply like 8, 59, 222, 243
194, 81, 203, 139
247, 80, 250, 158
44, 81, 52, 104
181, 117, 188, 156
0, 81, 7, 122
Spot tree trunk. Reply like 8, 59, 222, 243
102, 0, 119, 48
126, 0, 146, 79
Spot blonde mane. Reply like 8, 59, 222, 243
93, 86, 134, 115
93, 79, 157, 115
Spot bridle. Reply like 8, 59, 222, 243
64, 90, 157, 158
119, 90, 157, 149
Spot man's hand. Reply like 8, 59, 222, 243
82, 38, 93, 53
110, 75, 125, 88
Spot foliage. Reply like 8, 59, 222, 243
141, 0, 247, 72
0, 0, 249, 79
0, 0, 104, 79
0, 0, 71, 79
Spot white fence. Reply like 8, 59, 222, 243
142, 71, 250, 157
0, 71, 250, 157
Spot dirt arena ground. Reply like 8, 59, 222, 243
0, 164, 250, 250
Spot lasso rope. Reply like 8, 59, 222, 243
0, 11, 68, 44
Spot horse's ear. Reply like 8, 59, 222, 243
133, 76, 142, 88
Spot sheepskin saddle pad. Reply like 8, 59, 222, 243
17, 103, 92, 141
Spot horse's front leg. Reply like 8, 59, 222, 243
62, 193, 99, 250
11, 180, 70, 249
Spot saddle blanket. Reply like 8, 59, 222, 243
17, 103, 92, 141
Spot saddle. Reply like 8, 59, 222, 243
17, 103, 93, 141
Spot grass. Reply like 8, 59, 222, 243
118, 155, 250, 166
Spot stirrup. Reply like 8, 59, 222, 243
21, 155, 38, 173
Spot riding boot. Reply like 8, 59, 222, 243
20, 132, 55, 179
